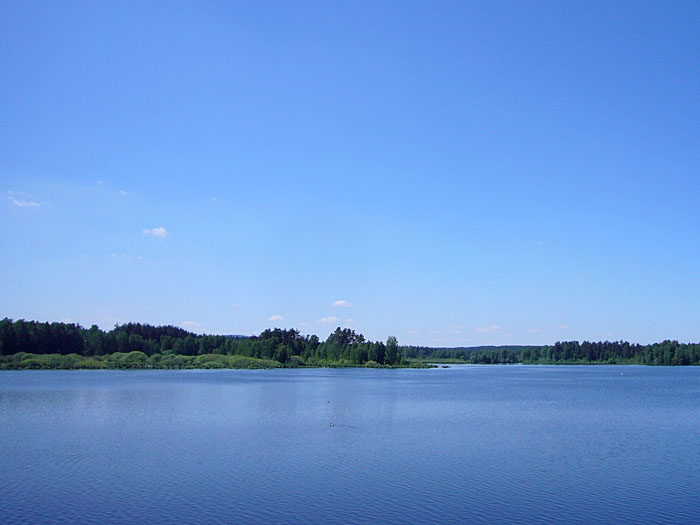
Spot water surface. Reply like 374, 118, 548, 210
1, 365, 699, 523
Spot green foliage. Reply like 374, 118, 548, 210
5, 317, 696, 369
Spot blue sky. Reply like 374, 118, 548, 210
2, 1, 698, 346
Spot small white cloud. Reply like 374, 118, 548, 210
142, 227, 168, 238
317, 316, 339, 324
528, 328, 542, 333
268, 315, 284, 321
407, 329, 422, 336
182, 321, 204, 333
8, 191, 43, 208
96, 180, 103, 185
343, 318, 356, 324
475, 325, 501, 333
60, 318, 73, 323
559, 325, 569, 330
332, 300, 351, 307
448, 325, 463, 334
11, 199, 41, 208
110, 253, 141, 262
8, 192, 41, 208
120, 190, 129, 197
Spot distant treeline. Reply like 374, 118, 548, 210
521, 340, 700, 365
401, 340, 700, 365
1, 319, 699, 368
403, 345, 536, 364
0, 319, 403, 367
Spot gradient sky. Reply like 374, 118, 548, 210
2, 1, 699, 346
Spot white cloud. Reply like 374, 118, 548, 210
475, 325, 501, 333
182, 321, 204, 333
110, 253, 142, 262
60, 318, 73, 324
448, 325, 463, 334
120, 190, 129, 197
8, 192, 41, 208
528, 328, 542, 333
142, 227, 168, 238
559, 325, 569, 330
332, 300, 351, 307
343, 318, 356, 324
9, 190, 46, 208
10, 198, 41, 208
317, 316, 339, 324
268, 315, 284, 321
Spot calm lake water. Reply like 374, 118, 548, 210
1, 365, 699, 524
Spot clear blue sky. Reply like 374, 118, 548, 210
2, 1, 698, 346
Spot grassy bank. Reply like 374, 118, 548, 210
0, 352, 434, 370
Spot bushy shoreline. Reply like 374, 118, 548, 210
0, 352, 434, 370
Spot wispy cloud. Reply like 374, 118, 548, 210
268, 315, 284, 321
142, 227, 168, 238
475, 325, 501, 333
528, 328, 542, 333
8, 191, 41, 208
317, 316, 339, 324
182, 321, 204, 333
110, 253, 143, 262
332, 300, 351, 307
120, 190, 129, 197
448, 325, 463, 334
343, 318, 356, 324
559, 325, 569, 330
60, 318, 73, 324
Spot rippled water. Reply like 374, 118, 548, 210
1, 366, 699, 524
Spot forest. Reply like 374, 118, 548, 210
0, 318, 404, 369
1, 318, 699, 369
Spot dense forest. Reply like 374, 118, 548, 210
403, 345, 537, 364
405, 340, 700, 365
1, 318, 699, 369
0, 318, 404, 369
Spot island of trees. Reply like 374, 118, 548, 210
1, 318, 699, 369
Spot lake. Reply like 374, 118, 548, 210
1, 365, 699, 524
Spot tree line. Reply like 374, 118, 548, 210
1, 318, 699, 368
0, 319, 404, 367
403, 341, 700, 365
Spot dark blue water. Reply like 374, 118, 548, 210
1, 366, 699, 524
